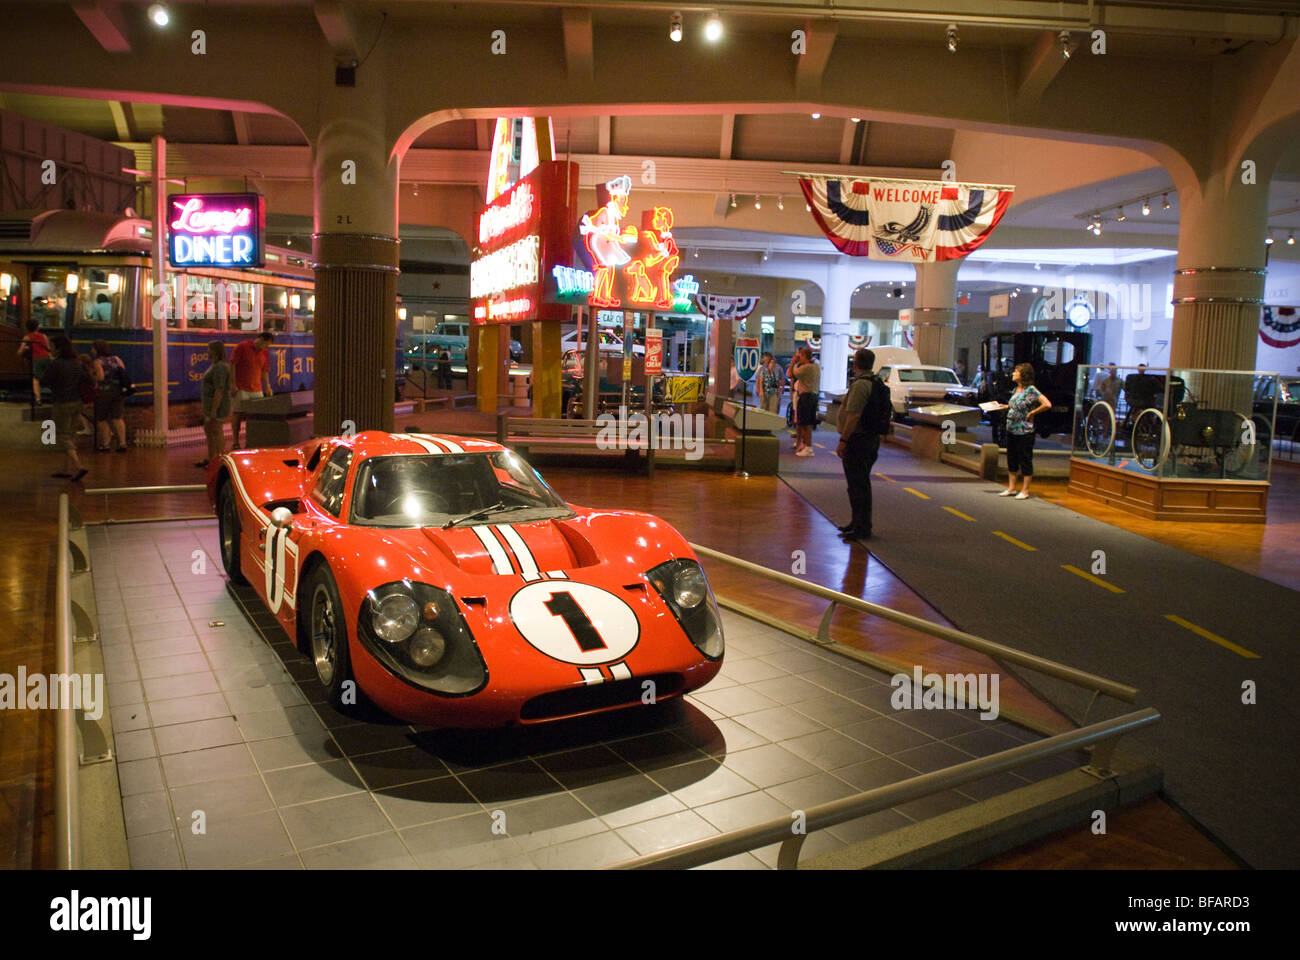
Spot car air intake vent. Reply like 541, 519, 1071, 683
0, 220, 34, 241
520, 673, 684, 722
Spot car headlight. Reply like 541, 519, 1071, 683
359, 582, 487, 695
647, 558, 724, 660
371, 593, 419, 643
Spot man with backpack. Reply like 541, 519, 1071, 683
835, 348, 891, 541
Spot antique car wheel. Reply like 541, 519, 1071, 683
1084, 401, 1117, 458
217, 482, 247, 585
307, 565, 354, 705
1222, 414, 1270, 476
1131, 408, 1170, 472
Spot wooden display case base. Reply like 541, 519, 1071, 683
1068, 459, 1268, 523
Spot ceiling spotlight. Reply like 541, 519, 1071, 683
148, 3, 169, 26
850, 117, 861, 123
729, 193, 737, 209
1116, 207, 1127, 222
1289, 231, 1296, 246
669, 11, 683, 42
693, 247, 700, 258
704, 12, 722, 42
777, 196, 784, 211
1031, 286, 1038, 293
1265, 232, 1274, 245
1059, 30, 1072, 59
1093, 222, 1103, 236
412, 182, 419, 196
805, 202, 812, 212
1141, 199, 1151, 216
761, 251, 769, 263
1162, 194, 1171, 210
811, 113, 821, 119
754, 197, 761, 210
946, 24, 959, 53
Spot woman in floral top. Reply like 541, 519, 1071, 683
997, 362, 1051, 500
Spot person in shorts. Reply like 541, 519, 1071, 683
18, 318, 50, 405
997, 362, 1051, 500
792, 349, 821, 457
40, 336, 92, 482
198, 341, 233, 468
230, 331, 274, 448
92, 340, 129, 452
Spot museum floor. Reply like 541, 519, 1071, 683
8, 413, 1284, 869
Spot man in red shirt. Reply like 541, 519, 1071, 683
18, 318, 51, 405
230, 331, 274, 448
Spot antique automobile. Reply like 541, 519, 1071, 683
980, 330, 1092, 441
207, 431, 724, 727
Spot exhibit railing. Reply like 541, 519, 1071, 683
609, 707, 1160, 870
54, 493, 80, 869
688, 543, 1138, 730
83, 484, 212, 524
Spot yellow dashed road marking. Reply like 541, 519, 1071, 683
1062, 564, 1125, 594
992, 530, 1036, 551
903, 487, 931, 500
943, 506, 975, 522
873, 472, 895, 483
1165, 614, 1260, 659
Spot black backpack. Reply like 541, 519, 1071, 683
856, 374, 893, 436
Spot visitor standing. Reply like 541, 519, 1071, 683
758, 353, 781, 414
836, 348, 888, 540
18, 319, 50, 406
438, 349, 453, 390
92, 340, 129, 452
230, 331, 274, 448
995, 362, 1051, 500
40, 336, 92, 482
198, 341, 233, 468
792, 349, 821, 457
1092, 363, 1123, 407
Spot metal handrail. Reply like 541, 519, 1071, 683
84, 484, 207, 495
55, 494, 80, 869
689, 543, 1138, 703
610, 707, 1160, 869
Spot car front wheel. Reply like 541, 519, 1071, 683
306, 564, 354, 707
217, 482, 246, 584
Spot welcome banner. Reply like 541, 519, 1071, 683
796, 177, 1014, 262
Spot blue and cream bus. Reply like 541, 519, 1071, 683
0, 209, 319, 403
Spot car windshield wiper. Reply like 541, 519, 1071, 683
443, 502, 551, 528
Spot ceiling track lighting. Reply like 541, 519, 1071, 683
946, 24, 959, 53
754, 196, 762, 210
1116, 207, 1126, 222
147, 3, 169, 27
729, 193, 737, 209
777, 197, 784, 211
1141, 199, 1151, 216
1288, 231, 1296, 246
669, 11, 683, 43
1162, 194, 1171, 210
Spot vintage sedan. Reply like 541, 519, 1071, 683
207, 431, 724, 727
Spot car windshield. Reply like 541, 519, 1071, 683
1281, 381, 1300, 403
898, 368, 959, 384
350, 452, 572, 528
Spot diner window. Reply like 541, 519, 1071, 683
0, 268, 22, 327
31, 265, 72, 328
264, 285, 291, 333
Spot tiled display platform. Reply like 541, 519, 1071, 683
89, 520, 1081, 870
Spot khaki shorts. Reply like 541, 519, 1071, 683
52, 401, 80, 452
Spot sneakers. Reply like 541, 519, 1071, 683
998, 489, 1015, 497
796, 448, 815, 457
1015, 491, 1030, 500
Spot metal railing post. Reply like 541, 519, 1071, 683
55, 494, 80, 870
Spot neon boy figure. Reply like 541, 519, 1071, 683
641, 206, 680, 310
579, 175, 637, 307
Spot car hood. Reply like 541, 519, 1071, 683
338, 507, 685, 586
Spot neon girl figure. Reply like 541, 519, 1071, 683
579, 175, 637, 307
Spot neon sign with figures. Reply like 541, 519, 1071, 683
167, 193, 265, 268
568, 176, 681, 310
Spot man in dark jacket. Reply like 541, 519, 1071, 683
835, 348, 883, 540
41, 335, 93, 482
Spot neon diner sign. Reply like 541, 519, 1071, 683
167, 192, 265, 268
479, 183, 535, 245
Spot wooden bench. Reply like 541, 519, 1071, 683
496, 414, 736, 475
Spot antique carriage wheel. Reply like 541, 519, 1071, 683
1222, 413, 1270, 476
1084, 401, 1116, 458
1131, 408, 1170, 472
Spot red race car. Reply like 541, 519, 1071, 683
207, 431, 723, 727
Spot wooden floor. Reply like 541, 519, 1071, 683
3, 413, 1281, 869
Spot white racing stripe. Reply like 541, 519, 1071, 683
422, 434, 464, 453
609, 662, 632, 681
495, 524, 541, 581
393, 433, 441, 454
471, 525, 514, 576
579, 668, 604, 685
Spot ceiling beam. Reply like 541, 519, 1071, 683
719, 114, 735, 161
597, 116, 611, 155
313, 0, 358, 57
72, 1, 131, 53
561, 7, 594, 85
838, 119, 856, 165
1016, 30, 1069, 116
475, 119, 493, 151
107, 101, 133, 141
231, 111, 251, 146
794, 19, 837, 96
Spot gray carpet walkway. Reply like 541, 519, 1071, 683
779, 430, 1300, 868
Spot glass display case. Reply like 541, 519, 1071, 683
1071, 364, 1279, 482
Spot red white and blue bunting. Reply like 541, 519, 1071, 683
694, 294, 761, 322
1260, 305, 1300, 349
797, 177, 1014, 262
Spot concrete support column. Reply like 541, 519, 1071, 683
773, 279, 799, 356
311, 53, 400, 436
912, 259, 960, 368
821, 260, 852, 394
1169, 175, 1269, 373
